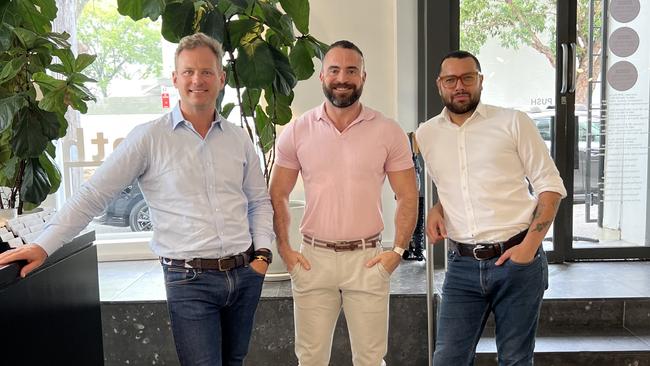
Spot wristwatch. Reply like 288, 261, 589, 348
392, 246, 405, 256
252, 249, 273, 264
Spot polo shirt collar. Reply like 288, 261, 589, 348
315, 101, 376, 128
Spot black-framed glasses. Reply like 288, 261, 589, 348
438, 72, 481, 88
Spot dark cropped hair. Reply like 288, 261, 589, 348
439, 50, 482, 74
326, 40, 364, 58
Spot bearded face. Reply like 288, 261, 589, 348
322, 81, 364, 108
319, 47, 366, 109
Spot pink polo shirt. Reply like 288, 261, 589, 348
275, 102, 414, 241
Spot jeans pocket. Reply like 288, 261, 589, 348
164, 266, 199, 285
508, 253, 541, 267
248, 265, 266, 278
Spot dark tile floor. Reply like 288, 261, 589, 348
98, 258, 650, 302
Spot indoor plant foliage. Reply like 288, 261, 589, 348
0, 0, 96, 214
118, 0, 327, 181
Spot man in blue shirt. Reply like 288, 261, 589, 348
0, 33, 274, 366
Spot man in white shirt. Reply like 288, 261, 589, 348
416, 50, 567, 365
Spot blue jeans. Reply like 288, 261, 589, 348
434, 248, 548, 366
163, 264, 265, 366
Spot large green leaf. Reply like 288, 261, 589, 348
306, 35, 329, 60
257, 2, 294, 45
75, 54, 97, 72
270, 46, 296, 96
51, 48, 75, 75
12, 27, 38, 49
0, 24, 11, 52
220, 102, 235, 119
199, 7, 226, 43
289, 37, 314, 81
230, 0, 253, 9
241, 87, 261, 116
31, 0, 58, 20
161, 1, 195, 43
11, 108, 52, 158
45, 31, 71, 49
13, 0, 54, 33
11, 108, 61, 159
279, 0, 309, 34
0, 56, 26, 84
0, 95, 27, 132
254, 105, 274, 154
33, 72, 67, 114
0, 130, 12, 163
39, 149, 61, 194
225, 19, 260, 53
20, 158, 51, 205
236, 39, 275, 88
264, 88, 293, 125
117, 0, 165, 21
0, 156, 18, 187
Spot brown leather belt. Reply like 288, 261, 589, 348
449, 230, 528, 260
302, 233, 381, 252
161, 246, 253, 270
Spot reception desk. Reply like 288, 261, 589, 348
0, 231, 104, 365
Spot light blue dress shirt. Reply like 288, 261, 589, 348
36, 104, 274, 259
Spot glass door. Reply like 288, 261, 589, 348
567, 0, 650, 260
459, 0, 561, 259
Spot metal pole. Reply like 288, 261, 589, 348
425, 175, 435, 366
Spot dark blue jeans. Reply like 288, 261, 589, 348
163, 264, 265, 366
434, 248, 548, 366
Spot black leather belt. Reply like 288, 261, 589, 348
449, 230, 528, 260
161, 246, 253, 271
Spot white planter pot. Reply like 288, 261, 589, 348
265, 200, 304, 281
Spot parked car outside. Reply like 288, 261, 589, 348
96, 181, 151, 232
526, 107, 601, 203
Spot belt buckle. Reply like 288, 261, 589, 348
334, 240, 356, 252
472, 245, 489, 260
217, 257, 228, 271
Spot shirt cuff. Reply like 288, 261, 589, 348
252, 234, 274, 251
34, 227, 67, 256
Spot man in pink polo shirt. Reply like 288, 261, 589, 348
270, 40, 418, 366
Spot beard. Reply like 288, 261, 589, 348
443, 91, 480, 115
322, 82, 363, 108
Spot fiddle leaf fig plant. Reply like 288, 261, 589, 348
118, 0, 328, 182
0, 0, 97, 214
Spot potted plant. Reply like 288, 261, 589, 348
118, 0, 327, 182
0, 0, 96, 216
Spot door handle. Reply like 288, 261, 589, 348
569, 42, 577, 93
561, 43, 568, 94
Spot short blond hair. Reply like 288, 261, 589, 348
175, 32, 224, 69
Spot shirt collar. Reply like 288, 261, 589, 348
170, 103, 223, 131
442, 101, 488, 126
315, 101, 376, 128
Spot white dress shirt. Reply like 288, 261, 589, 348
415, 102, 567, 243
36, 104, 274, 259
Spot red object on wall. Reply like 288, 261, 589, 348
162, 92, 170, 108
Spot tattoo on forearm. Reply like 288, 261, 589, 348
533, 220, 552, 233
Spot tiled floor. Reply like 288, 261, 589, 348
98, 258, 650, 302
